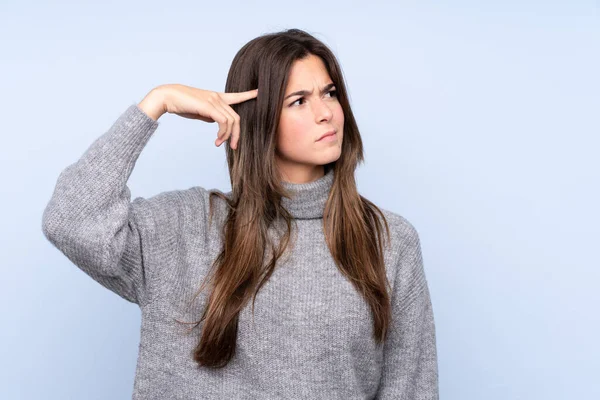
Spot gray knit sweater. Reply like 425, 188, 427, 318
41, 104, 439, 399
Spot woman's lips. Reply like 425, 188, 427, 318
317, 130, 336, 141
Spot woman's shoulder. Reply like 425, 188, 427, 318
372, 205, 428, 295
375, 206, 421, 246
130, 185, 231, 224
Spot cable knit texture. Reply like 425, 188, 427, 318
42, 104, 439, 399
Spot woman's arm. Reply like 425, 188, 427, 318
41, 94, 168, 307
41, 84, 257, 307
375, 225, 439, 399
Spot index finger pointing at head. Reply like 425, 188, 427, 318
220, 89, 259, 105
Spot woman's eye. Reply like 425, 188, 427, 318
290, 89, 338, 107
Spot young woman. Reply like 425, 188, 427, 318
42, 28, 439, 399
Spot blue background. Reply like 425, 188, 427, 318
2, 1, 598, 399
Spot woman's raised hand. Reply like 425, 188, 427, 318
139, 84, 258, 150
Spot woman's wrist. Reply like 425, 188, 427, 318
138, 86, 167, 121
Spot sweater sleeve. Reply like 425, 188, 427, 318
41, 104, 166, 307
375, 225, 439, 399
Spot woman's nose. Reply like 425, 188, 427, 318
314, 100, 333, 121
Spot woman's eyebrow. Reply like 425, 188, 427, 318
284, 83, 336, 100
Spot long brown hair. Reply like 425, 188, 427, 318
180, 28, 392, 368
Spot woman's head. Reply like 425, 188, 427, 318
223, 28, 362, 186
276, 53, 344, 183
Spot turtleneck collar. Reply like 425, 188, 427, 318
281, 168, 334, 220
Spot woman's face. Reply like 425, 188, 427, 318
275, 54, 344, 183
